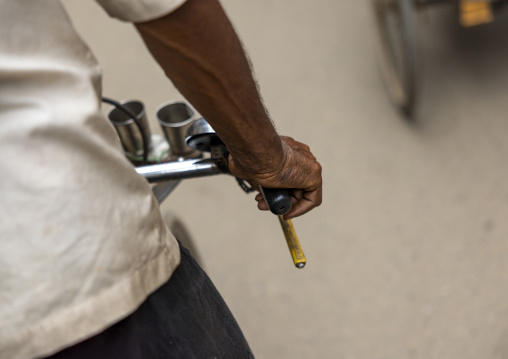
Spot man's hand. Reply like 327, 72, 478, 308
228, 136, 322, 219
135, 0, 322, 219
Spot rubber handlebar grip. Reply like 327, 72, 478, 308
259, 187, 292, 216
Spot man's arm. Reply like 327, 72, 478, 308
135, 0, 321, 218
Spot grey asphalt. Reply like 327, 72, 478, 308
64, 1, 508, 358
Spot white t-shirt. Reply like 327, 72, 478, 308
0, 1, 186, 358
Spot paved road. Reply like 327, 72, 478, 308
64, 1, 508, 358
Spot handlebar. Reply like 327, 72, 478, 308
136, 159, 292, 216
105, 98, 304, 268
136, 158, 222, 183
259, 187, 292, 216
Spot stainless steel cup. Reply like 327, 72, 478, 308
107, 100, 151, 157
156, 101, 200, 158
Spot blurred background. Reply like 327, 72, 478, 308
62, 1, 508, 358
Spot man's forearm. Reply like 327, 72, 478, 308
135, 0, 284, 175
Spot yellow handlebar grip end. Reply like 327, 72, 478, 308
278, 216, 307, 269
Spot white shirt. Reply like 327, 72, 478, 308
0, 1, 186, 358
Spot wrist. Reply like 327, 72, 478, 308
226, 130, 285, 178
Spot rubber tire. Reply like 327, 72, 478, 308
372, 0, 418, 118
162, 211, 204, 268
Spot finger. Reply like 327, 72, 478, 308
283, 199, 316, 219
291, 189, 304, 201
283, 187, 322, 219
254, 193, 269, 211
257, 200, 269, 211
290, 195, 299, 206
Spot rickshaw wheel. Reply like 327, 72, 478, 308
372, 0, 418, 118
162, 210, 205, 268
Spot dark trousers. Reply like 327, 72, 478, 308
45, 244, 254, 359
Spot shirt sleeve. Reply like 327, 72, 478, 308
94, 0, 187, 23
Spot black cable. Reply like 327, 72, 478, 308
101, 96, 149, 165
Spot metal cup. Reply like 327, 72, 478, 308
107, 100, 151, 157
156, 101, 200, 158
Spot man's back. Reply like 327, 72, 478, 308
0, 2, 182, 358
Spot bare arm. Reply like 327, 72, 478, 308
135, 0, 321, 218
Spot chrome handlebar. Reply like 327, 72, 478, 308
135, 158, 223, 183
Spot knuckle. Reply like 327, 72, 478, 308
313, 161, 322, 175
